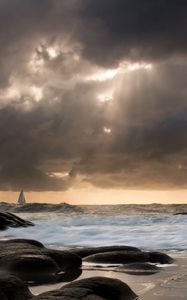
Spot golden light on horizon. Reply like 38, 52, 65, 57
1, 189, 187, 205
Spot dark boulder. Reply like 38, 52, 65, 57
32, 276, 138, 300
84, 250, 149, 264
148, 252, 174, 264
0, 254, 59, 283
0, 272, 32, 300
0, 212, 34, 230
55, 268, 82, 284
71, 245, 141, 258
0, 240, 82, 285
0, 242, 43, 259
117, 262, 159, 275
43, 249, 82, 271
4, 239, 44, 248
0, 290, 8, 300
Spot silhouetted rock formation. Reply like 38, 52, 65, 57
0, 238, 176, 299
84, 250, 173, 265
0, 273, 32, 300
117, 263, 159, 275
71, 245, 141, 258
148, 251, 174, 264
84, 251, 149, 264
0, 239, 82, 285
0, 212, 34, 230
32, 276, 138, 300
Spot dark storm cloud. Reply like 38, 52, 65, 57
69, 63, 187, 189
0, 0, 187, 191
76, 0, 187, 66
0, 81, 108, 191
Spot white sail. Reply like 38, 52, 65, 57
17, 190, 26, 205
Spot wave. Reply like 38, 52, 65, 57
0, 202, 83, 214
0, 202, 187, 215
2, 211, 187, 251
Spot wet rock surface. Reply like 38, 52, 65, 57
0, 239, 174, 299
42, 249, 82, 271
3, 239, 44, 248
148, 251, 174, 264
0, 212, 34, 230
83, 250, 173, 265
32, 276, 138, 300
0, 272, 32, 300
71, 245, 141, 258
84, 251, 150, 264
0, 239, 82, 285
117, 263, 159, 275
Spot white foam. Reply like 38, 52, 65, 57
3, 212, 187, 251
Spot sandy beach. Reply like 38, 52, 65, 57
29, 252, 187, 299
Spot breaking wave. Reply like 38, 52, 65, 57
0, 202, 83, 213
1, 203, 187, 251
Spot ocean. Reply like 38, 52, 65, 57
1, 203, 187, 252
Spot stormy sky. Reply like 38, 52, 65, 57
0, 0, 187, 193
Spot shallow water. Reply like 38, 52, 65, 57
2, 205, 187, 251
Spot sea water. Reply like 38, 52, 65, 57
2, 205, 187, 251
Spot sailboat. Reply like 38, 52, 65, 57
17, 190, 26, 205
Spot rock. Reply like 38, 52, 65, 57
84, 250, 149, 264
0, 242, 43, 259
117, 262, 159, 275
0, 272, 32, 300
0, 290, 7, 300
4, 239, 44, 248
32, 276, 137, 300
55, 268, 82, 283
0, 238, 173, 294
43, 249, 82, 271
0, 254, 59, 283
0, 212, 34, 230
0, 240, 82, 285
148, 252, 174, 264
71, 245, 141, 258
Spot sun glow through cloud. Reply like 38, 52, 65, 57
30, 86, 43, 102
0, 85, 43, 105
86, 69, 118, 82
46, 47, 59, 59
103, 127, 112, 134
97, 92, 113, 103
5, 87, 21, 99
86, 62, 153, 83
48, 172, 69, 178
126, 63, 153, 72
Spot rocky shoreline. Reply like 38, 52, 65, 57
0, 212, 184, 300
0, 239, 174, 299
